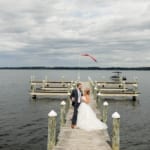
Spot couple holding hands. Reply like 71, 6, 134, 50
70, 82, 107, 131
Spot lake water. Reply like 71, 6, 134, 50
0, 69, 150, 150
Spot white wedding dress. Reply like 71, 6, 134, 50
77, 97, 107, 131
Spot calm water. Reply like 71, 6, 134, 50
0, 70, 150, 150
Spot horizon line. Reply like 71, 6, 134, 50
0, 66, 150, 70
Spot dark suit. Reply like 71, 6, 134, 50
70, 88, 83, 125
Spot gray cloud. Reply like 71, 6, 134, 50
0, 0, 150, 67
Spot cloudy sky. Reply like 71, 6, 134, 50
0, 0, 150, 67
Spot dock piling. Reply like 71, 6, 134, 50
112, 112, 120, 150
97, 92, 102, 120
94, 86, 98, 100
66, 92, 71, 112
102, 101, 109, 123
47, 110, 57, 150
97, 92, 100, 106
60, 101, 66, 126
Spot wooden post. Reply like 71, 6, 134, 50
30, 75, 34, 90
60, 101, 66, 126
67, 83, 71, 93
68, 82, 73, 93
45, 75, 48, 87
31, 83, 36, 99
97, 92, 102, 107
122, 81, 126, 91
94, 86, 97, 100
96, 92, 100, 108
102, 101, 109, 123
66, 92, 71, 112
112, 112, 120, 150
97, 83, 101, 91
42, 80, 45, 88
31, 84, 34, 91
72, 82, 76, 89
97, 92, 102, 120
47, 110, 57, 150
31, 84, 35, 92
133, 84, 138, 91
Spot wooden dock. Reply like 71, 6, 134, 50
98, 92, 139, 97
30, 81, 72, 86
96, 81, 138, 85
53, 82, 112, 150
91, 80, 140, 100
29, 80, 76, 98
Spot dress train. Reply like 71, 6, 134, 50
77, 102, 107, 131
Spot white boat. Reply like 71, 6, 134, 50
111, 72, 127, 82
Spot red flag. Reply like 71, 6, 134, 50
81, 53, 97, 62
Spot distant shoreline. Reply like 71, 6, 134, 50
0, 66, 150, 70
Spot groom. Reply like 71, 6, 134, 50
70, 82, 83, 129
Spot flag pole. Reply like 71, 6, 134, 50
77, 54, 80, 81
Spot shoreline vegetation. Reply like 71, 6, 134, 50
0, 66, 150, 70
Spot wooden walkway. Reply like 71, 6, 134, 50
30, 80, 73, 97
53, 82, 112, 150
92, 80, 140, 100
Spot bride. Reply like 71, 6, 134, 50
77, 88, 107, 131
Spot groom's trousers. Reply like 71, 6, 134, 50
72, 103, 80, 125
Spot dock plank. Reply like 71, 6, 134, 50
53, 82, 112, 150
